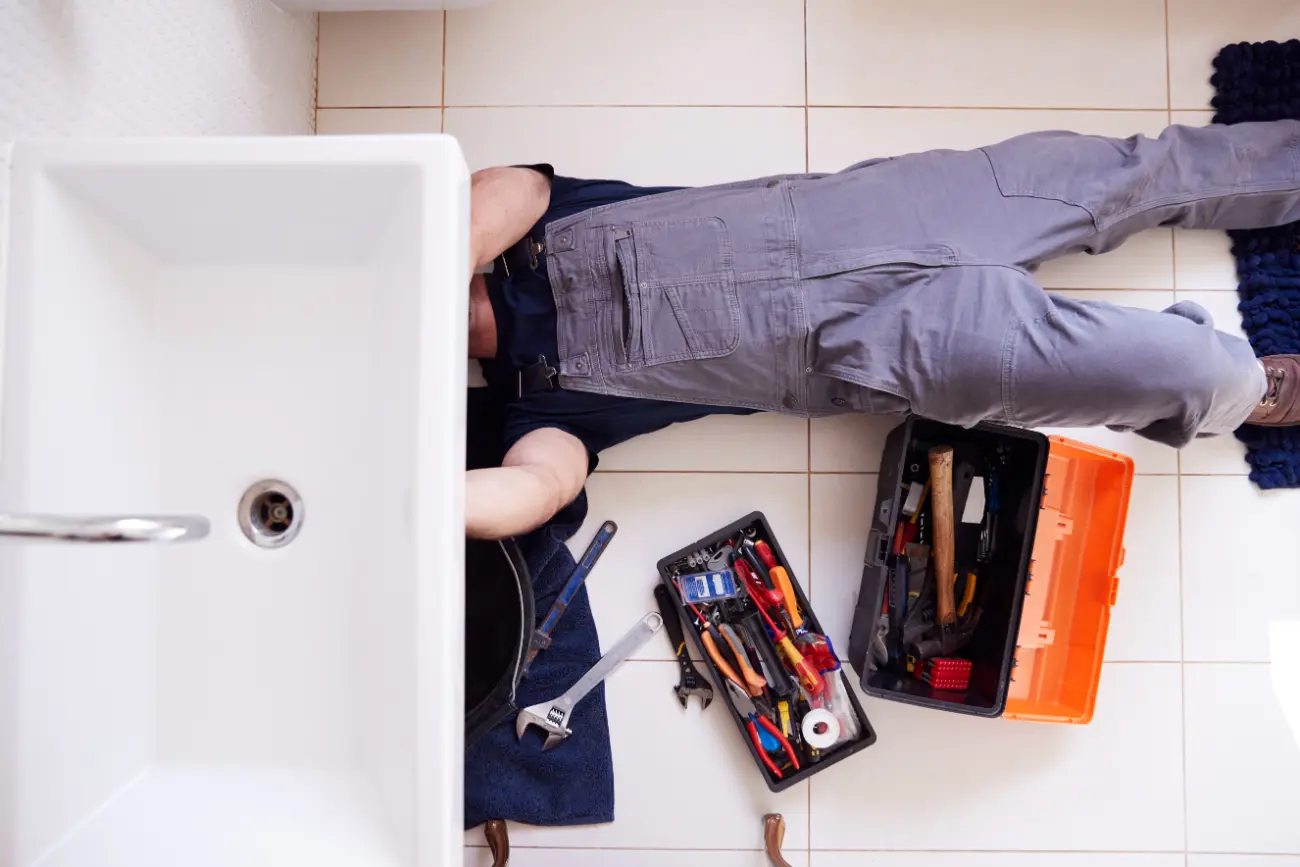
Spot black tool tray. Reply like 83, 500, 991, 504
657, 512, 877, 792
848, 417, 1048, 717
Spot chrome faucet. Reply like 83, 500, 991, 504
0, 514, 210, 543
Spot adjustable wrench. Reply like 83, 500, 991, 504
516, 612, 663, 750
654, 583, 714, 709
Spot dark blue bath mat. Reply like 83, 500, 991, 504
1211, 39, 1300, 488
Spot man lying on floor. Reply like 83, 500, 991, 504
465, 120, 1300, 540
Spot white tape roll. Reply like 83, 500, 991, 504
801, 708, 840, 749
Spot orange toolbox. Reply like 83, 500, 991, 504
847, 417, 1133, 722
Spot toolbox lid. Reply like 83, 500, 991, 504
1002, 436, 1134, 724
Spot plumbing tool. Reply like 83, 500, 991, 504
654, 583, 714, 709
725, 682, 801, 780
523, 520, 617, 677
679, 588, 749, 695
720, 622, 767, 696
516, 611, 663, 750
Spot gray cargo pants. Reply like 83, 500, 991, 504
547, 121, 1300, 447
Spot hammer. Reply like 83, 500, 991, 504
928, 446, 957, 626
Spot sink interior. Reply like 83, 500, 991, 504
0, 139, 467, 867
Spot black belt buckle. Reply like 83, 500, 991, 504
517, 355, 558, 398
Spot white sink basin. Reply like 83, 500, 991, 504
0, 137, 469, 867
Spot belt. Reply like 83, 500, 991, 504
518, 355, 558, 399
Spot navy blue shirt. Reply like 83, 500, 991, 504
481, 168, 754, 466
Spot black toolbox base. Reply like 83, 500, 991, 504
658, 511, 877, 792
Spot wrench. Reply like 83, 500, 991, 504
516, 611, 663, 750
654, 583, 714, 709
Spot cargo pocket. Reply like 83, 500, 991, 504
614, 217, 739, 366
980, 132, 1113, 227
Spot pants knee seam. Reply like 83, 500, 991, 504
1000, 318, 1023, 424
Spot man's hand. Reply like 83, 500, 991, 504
469, 167, 552, 271
465, 426, 588, 540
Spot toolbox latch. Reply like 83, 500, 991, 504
865, 529, 889, 568
1109, 575, 1120, 607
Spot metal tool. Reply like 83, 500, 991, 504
654, 583, 714, 709
516, 611, 663, 750
726, 681, 801, 780
720, 622, 767, 696
741, 612, 793, 698
523, 520, 617, 676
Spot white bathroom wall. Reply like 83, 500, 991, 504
0, 0, 320, 276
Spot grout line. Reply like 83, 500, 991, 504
316, 105, 444, 111
441, 10, 448, 111
589, 468, 1225, 477
1163, 0, 1173, 116
464, 845, 1213, 854
803, 0, 811, 176
397, 103, 1175, 111
311, 14, 321, 132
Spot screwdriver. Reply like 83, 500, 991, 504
734, 556, 783, 610
754, 540, 804, 630
755, 595, 824, 698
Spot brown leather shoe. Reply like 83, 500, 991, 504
1248, 355, 1300, 426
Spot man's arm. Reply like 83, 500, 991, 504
465, 426, 589, 540
469, 166, 552, 270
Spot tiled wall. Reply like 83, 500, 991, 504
319, 3, 1300, 865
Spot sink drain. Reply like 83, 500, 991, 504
238, 480, 303, 549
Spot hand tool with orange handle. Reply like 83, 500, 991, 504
719, 622, 767, 696
678, 584, 749, 695
928, 445, 957, 626
755, 595, 824, 698
753, 540, 800, 625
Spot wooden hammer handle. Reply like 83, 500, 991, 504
928, 446, 957, 625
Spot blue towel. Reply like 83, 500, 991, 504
1211, 39, 1300, 488
463, 388, 615, 828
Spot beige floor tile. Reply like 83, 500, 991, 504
809, 474, 878, 651
317, 12, 443, 108
1168, 0, 1300, 109
806, 0, 1167, 108
809, 664, 1184, 850
809, 413, 900, 474
1103, 476, 1182, 662
315, 108, 441, 135
573, 472, 810, 661
812, 856, 1184, 867
600, 414, 809, 473
445, 107, 806, 185
1185, 663, 1300, 854
445, 0, 805, 106
1182, 478, 1300, 661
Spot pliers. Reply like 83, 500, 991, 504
726, 681, 801, 779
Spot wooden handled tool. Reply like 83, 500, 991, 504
928, 445, 957, 625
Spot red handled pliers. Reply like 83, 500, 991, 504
725, 681, 801, 779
